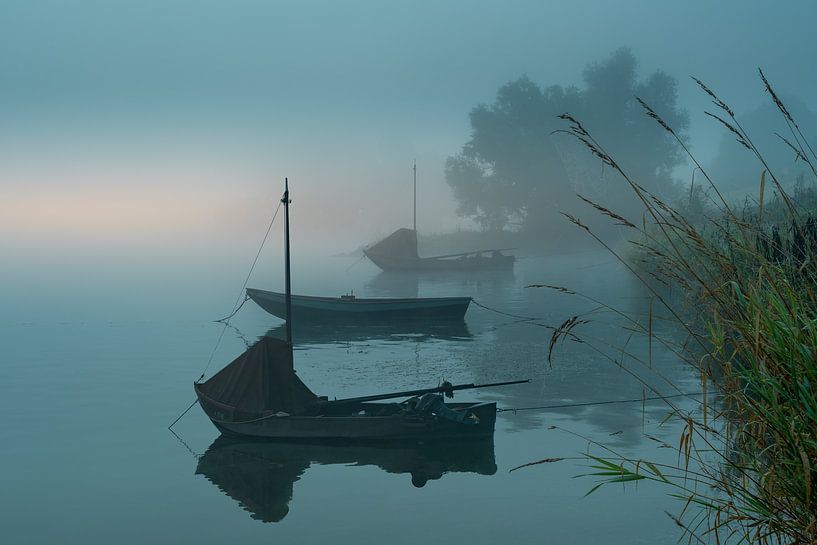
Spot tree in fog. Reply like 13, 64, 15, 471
708, 97, 817, 196
446, 77, 580, 232
579, 48, 689, 207
446, 48, 689, 236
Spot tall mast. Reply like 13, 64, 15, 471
282, 178, 292, 346
413, 160, 417, 233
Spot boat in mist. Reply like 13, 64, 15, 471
364, 228, 515, 272
196, 435, 497, 522
363, 163, 514, 272
246, 288, 471, 320
194, 179, 527, 440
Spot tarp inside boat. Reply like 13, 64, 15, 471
196, 336, 318, 415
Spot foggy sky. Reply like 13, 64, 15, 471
3, 0, 816, 254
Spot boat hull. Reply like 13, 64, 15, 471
246, 288, 471, 321
363, 252, 515, 273
195, 385, 496, 440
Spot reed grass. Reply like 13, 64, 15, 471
540, 71, 817, 544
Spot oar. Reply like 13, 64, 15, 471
322, 379, 530, 405
427, 247, 517, 260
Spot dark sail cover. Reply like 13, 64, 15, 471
197, 336, 317, 415
366, 228, 418, 260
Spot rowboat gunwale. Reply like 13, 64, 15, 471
246, 287, 472, 306
245, 288, 472, 320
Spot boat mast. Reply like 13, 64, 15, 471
412, 160, 417, 233
283, 178, 292, 346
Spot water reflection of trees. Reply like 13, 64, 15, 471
462, 256, 698, 445
341, 254, 696, 445
196, 437, 496, 523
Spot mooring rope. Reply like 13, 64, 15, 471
171, 392, 705, 429
217, 199, 283, 324
168, 424, 202, 459
168, 398, 199, 429
345, 252, 368, 272
196, 198, 283, 382
496, 392, 704, 413
198, 323, 229, 383
214, 294, 250, 324
471, 299, 543, 322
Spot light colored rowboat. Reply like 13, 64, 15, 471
246, 287, 471, 320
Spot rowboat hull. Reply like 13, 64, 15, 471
246, 288, 471, 320
195, 384, 496, 440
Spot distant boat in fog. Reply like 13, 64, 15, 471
364, 228, 515, 272
363, 162, 515, 272
246, 288, 471, 321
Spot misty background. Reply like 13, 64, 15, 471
3, 0, 816, 264
2, 4, 815, 541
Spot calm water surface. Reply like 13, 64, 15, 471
1, 250, 699, 544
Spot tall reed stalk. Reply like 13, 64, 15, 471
538, 71, 817, 544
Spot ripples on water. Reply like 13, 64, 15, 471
1, 252, 700, 544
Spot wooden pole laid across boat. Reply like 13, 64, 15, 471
323, 379, 530, 406
427, 247, 517, 260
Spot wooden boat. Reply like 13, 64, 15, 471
194, 333, 517, 439
364, 228, 515, 272
196, 435, 496, 522
194, 178, 527, 440
246, 287, 471, 320
362, 164, 514, 272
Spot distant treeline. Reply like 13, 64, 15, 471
445, 47, 688, 243
445, 47, 817, 250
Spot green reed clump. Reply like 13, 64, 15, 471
545, 71, 817, 544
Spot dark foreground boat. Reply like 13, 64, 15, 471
246, 287, 471, 321
364, 228, 515, 272
196, 435, 496, 522
194, 179, 526, 440
194, 336, 500, 439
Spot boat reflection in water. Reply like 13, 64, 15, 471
365, 268, 516, 300
265, 319, 473, 345
195, 436, 497, 522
